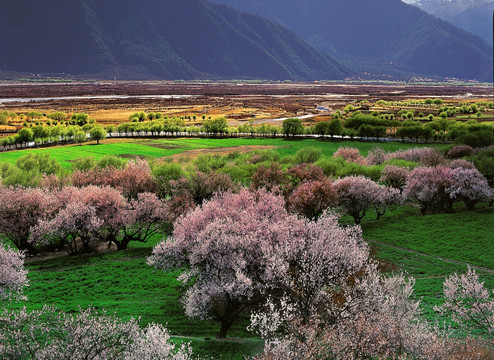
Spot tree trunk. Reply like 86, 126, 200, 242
217, 319, 233, 339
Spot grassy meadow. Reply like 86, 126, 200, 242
0, 137, 447, 167
2, 137, 491, 358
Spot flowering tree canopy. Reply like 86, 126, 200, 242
438, 267, 494, 338
0, 245, 28, 301
287, 179, 338, 220
404, 166, 453, 215
149, 189, 373, 338
446, 168, 492, 210
0, 306, 193, 360
0, 187, 59, 252
334, 176, 400, 223
149, 188, 302, 338
333, 147, 365, 165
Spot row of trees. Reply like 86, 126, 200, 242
0, 185, 168, 254
2, 113, 493, 153
0, 145, 492, 242
0, 124, 107, 149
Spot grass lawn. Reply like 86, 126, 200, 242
0, 137, 448, 167
361, 205, 494, 321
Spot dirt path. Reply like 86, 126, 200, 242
367, 238, 494, 278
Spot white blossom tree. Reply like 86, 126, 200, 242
0, 245, 28, 301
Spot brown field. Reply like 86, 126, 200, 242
0, 81, 492, 127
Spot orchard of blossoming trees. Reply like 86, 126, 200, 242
0, 143, 493, 358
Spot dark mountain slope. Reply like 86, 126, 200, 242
451, 2, 494, 42
405, 0, 494, 42
212, 0, 493, 81
0, 0, 347, 80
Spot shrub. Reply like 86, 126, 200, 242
287, 179, 338, 220
293, 147, 322, 164
333, 147, 365, 165
447, 145, 475, 159
471, 147, 494, 185
380, 165, 410, 191
152, 162, 186, 198
251, 163, 287, 192
457, 130, 494, 148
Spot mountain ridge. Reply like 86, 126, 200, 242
0, 0, 348, 81
212, 0, 493, 82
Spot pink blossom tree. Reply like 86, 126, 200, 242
447, 145, 475, 159
77, 185, 128, 248
334, 176, 397, 223
373, 186, 403, 220
386, 147, 445, 166
0, 187, 60, 252
31, 186, 169, 252
118, 159, 157, 199
333, 147, 365, 165
0, 245, 28, 301
365, 146, 387, 166
446, 167, 493, 210
250, 163, 287, 192
148, 189, 302, 338
380, 165, 410, 192
30, 202, 103, 254
286, 179, 338, 220
449, 159, 476, 170
279, 214, 369, 324
70, 159, 156, 199
119, 193, 170, 250
149, 189, 375, 339
403, 166, 453, 215
287, 163, 325, 186
252, 268, 455, 360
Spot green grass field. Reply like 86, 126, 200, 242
361, 205, 494, 321
0, 137, 447, 168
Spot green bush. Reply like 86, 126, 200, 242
456, 130, 494, 148
71, 157, 96, 171
384, 158, 419, 169
16, 153, 60, 175
152, 162, 186, 198
294, 147, 322, 164
316, 157, 345, 176
194, 154, 227, 173
97, 155, 126, 169
470, 147, 494, 185
219, 164, 257, 185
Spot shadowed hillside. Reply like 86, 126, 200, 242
0, 0, 348, 80
212, 0, 493, 82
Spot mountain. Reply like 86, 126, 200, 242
212, 0, 493, 82
0, 0, 347, 81
404, 0, 494, 42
